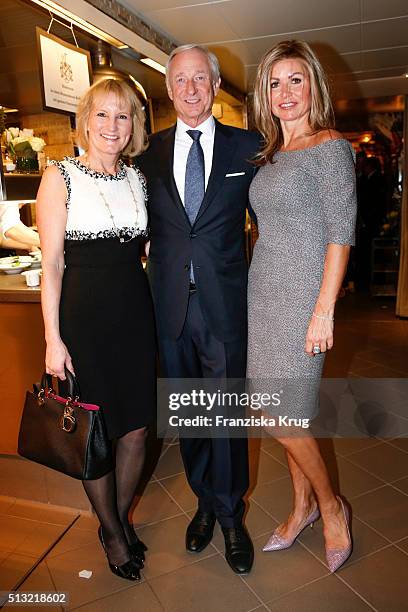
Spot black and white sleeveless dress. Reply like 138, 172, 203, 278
53, 157, 156, 439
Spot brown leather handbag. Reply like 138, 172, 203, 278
18, 369, 113, 480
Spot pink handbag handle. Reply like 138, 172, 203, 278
45, 390, 100, 411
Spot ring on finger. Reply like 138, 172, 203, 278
312, 345, 321, 355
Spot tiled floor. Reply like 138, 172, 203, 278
1, 293, 407, 611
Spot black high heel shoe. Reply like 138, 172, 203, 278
98, 526, 141, 581
129, 539, 148, 563
126, 523, 148, 563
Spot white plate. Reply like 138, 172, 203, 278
0, 262, 32, 274
0, 256, 33, 265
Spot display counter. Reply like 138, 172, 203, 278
0, 273, 45, 455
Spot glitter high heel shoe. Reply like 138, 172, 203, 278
262, 507, 320, 552
325, 496, 353, 573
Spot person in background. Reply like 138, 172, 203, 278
0, 202, 40, 253
355, 156, 387, 289
247, 40, 356, 573
36, 78, 156, 582
137, 44, 260, 575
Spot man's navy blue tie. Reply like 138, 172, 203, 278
185, 130, 205, 282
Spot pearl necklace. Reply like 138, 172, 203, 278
84, 156, 140, 244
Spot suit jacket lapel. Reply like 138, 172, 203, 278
159, 126, 190, 225
194, 120, 235, 225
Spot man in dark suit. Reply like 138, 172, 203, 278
137, 44, 260, 574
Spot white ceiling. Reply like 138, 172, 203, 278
118, 0, 408, 96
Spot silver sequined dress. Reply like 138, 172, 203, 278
247, 140, 357, 418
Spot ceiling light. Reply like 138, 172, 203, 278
140, 58, 166, 75
127, 75, 148, 101
29, 0, 128, 49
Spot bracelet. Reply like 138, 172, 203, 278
312, 312, 334, 321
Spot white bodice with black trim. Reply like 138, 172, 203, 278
51, 157, 148, 241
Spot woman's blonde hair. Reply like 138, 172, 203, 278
253, 40, 334, 165
76, 78, 147, 157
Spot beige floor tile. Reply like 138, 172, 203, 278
160, 473, 197, 512
131, 482, 183, 527
383, 396, 408, 419
388, 438, 408, 454
245, 502, 279, 540
332, 437, 383, 457
392, 477, 408, 496
261, 441, 288, 465
249, 450, 288, 487
243, 535, 327, 602
73, 514, 98, 532
0, 516, 49, 554
47, 527, 99, 560
0, 552, 36, 591
153, 444, 185, 480
266, 573, 373, 611
348, 362, 400, 377
340, 546, 408, 612
352, 486, 408, 541
138, 514, 216, 580
336, 456, 383, 499
355, 348, 408, 375
148, 555, 259, 612
298, 515, 389, 566
0, 548, 11, 564
68, 582, 163, 611
249, 477, 292, 521
5, 500, 78, 526
44, 469, 91, 511
4, 562, 62, 612
395, 537, 408, 556
0, 496, 16, 514
45, 542, 138, 610
346, 443, 408, 483
0, 458, 48, 502
260, 435, 280, 452
14, 522, 67, 558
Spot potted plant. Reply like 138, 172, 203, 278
4, 128, 46, 173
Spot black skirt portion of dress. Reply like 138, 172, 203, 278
59, 237, 156, 440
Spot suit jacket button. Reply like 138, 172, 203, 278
184, 264, 189, 271
190, 232, 197, 238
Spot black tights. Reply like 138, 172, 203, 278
82, 426, 146, 565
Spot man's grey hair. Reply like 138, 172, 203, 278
165, 44, 221, 88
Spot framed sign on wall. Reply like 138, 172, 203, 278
36, 27, 92, 115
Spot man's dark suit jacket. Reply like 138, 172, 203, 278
137, 119, 260, 344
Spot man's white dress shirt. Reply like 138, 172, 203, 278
173, 115, 215, 205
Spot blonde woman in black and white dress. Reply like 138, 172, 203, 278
36, 79, 156, 581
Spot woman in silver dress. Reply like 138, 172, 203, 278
247, 40, 356, 572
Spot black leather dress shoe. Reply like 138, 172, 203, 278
222, 526, 254, 574
186, 510, 216, 553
